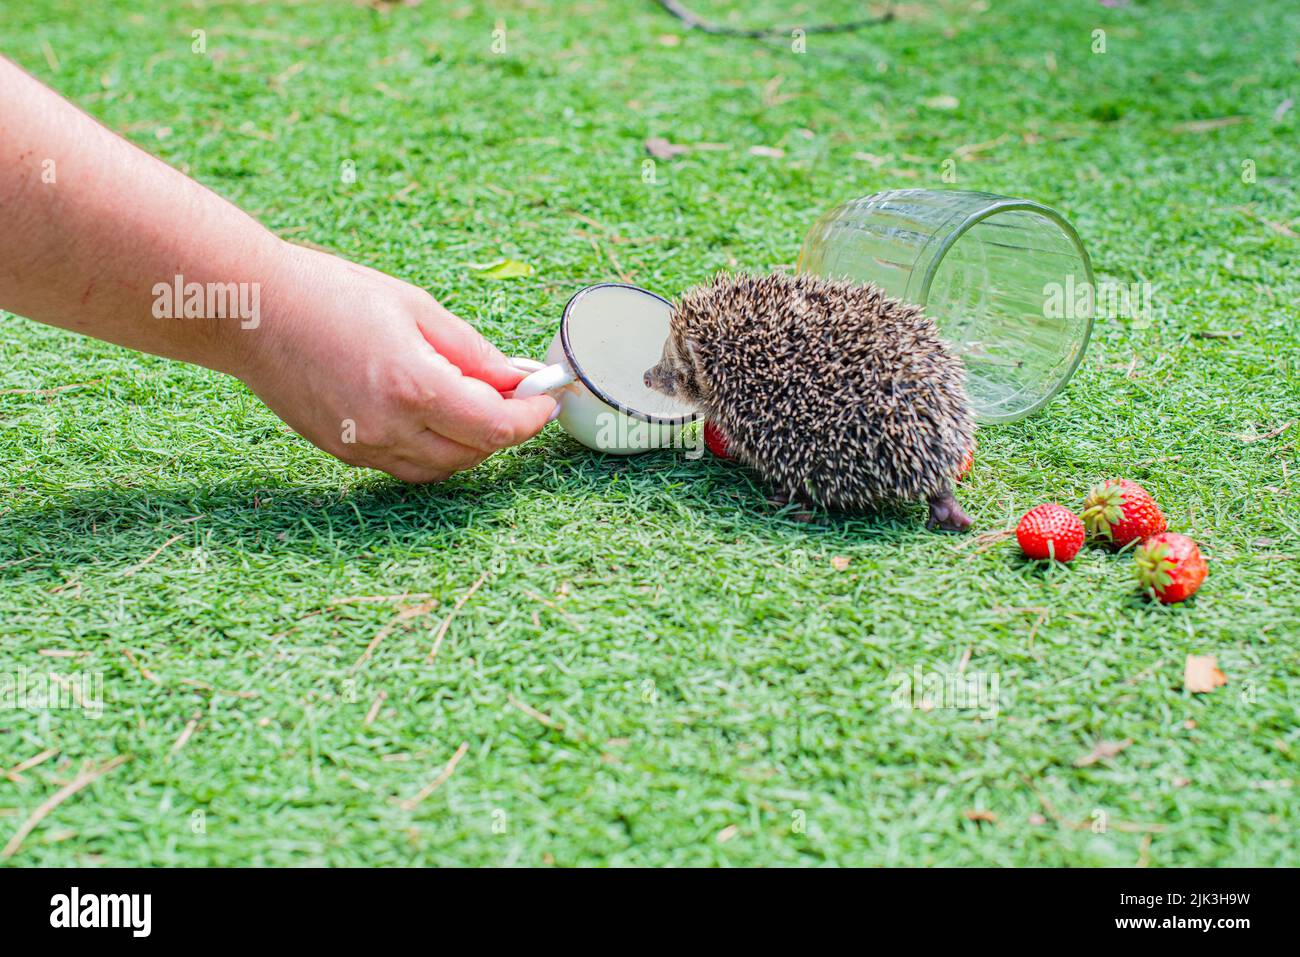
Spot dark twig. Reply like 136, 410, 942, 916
655, 0, 894, 38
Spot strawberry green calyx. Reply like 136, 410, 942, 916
1134, 540, 1175, 592
1082, 482, 1126, 540
1082, 478, 1166, 547
1135, 532, 1207, 604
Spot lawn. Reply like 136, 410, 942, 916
1, 0, 1297, 866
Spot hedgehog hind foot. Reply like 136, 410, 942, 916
926, 488, 972, 533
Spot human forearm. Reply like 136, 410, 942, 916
0, 55, 281, 375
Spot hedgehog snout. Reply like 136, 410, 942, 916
643, 362, 675, 396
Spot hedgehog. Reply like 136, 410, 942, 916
643, 272, 975, 531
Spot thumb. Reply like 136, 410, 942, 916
417, 302, 525, 392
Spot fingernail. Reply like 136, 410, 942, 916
547, 403, 562, 423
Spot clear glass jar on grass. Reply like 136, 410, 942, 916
798, 188, 1095, 423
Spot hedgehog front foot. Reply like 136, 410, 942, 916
926, 489, 972, 532
768, 488, 815, 522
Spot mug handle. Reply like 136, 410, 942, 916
511, 358, 577, 400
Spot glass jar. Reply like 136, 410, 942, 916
797, 189, 1095, 423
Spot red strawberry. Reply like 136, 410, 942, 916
954, 440, 976, 482
1016, 504, 1086, 562
703, 420, 734, 460
1135, 533, 1206, 603
1082, 479, 1166, 547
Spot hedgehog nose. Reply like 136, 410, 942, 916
643, 370, 654, 388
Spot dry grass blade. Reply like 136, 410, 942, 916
399, 742, 469, 811
329, 592, 432, 607
169, 713, 202, 757
964, 528, 1015, 557
426, 571, 489, 662
0, 378, 103, 396
363, 690, 387, 727
4, 748, 59, 783
122, 534, 184, 577
508, 694, 562, 730
1169, 115, 1248, 133
1232, 420, 1294, 443
521, 589, 585, 632
1, 755, 130, 860
351, 596, 439, 672
122, 648, 161, 684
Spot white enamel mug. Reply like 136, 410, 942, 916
510, 283, 700, 454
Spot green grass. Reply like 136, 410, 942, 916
2, 0, 1298, 866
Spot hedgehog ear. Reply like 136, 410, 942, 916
682, 335, 704, 373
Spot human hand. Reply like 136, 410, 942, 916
234, 242, 556, 483
0, 57, 552, 484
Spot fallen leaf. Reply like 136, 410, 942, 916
1173, 776, 1191, 788
466, 259, 534, 279
1074, 738, 1134, 767
830, 556, 851, 571
656, 33, 681, 46
964, 809, 997, 823
644, 137, 688, 159
924, 94, 960, 110
1028, 813, 1047, 826
1184, 654, 1228, 693
716, 824, 739, 843
748, 145, 785, 158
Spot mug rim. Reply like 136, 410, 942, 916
559, 282, 704, 426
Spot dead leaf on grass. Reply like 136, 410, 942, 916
1074, 738, 1134, 767
1184, 654, 1228, 694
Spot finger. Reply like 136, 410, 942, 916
422, 373, 558, 452
416, 301, 524, 392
